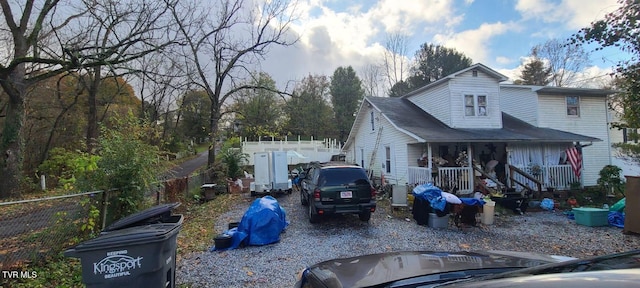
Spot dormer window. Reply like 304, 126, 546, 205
465, 94, 488, 116
567, 96, 579, 116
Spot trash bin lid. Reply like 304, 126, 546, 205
69, 222, 181, 254
104, 202, 181, 232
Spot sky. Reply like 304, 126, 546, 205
260, 0, 628, 94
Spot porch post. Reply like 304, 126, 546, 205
427, 143, 433, 170
467, 144, 473, 192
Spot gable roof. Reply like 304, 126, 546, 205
402, 63, 509, 99
364, 96, 600, 143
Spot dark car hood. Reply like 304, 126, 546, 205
303, 250, 573, 288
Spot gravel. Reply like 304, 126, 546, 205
176, 192, 640, 288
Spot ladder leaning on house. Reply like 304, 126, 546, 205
367, 126, 384, 181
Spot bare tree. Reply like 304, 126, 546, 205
359, 63, 382, 97
0, 0, 176, 198
65, 0, 177, 151
132, 52, 189, 144
533, 39, 591, 87
166, 0, 299, 170
382, 32, 410, 93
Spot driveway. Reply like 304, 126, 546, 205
176, 192, 640, 288
167, 151, 209, 178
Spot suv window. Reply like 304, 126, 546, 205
318, 168, 369, 186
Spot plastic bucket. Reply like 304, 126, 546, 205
481, 201, 495, 225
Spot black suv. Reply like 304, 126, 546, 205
300, 163, 376, 223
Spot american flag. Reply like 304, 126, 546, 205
566, 146, 582, 178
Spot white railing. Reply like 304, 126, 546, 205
435, 167, 473, 194
407, 166, 473, 194
241, 136, 342, 165
407, 167, 432, 185
509, 164, 576, 190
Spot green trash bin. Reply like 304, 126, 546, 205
65, 203, 183, 288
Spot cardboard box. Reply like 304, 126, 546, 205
573, 207, 609, 227
624, 176, 640, 234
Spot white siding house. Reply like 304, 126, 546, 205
343, 63, 617, 195
607, 109, 640, 176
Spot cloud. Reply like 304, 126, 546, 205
561, 0, 619, 29
264, 0, 459, 89
496, 61, 616, 87
368, 0, 458, 33
515, 0, 619, 30
496, 56, 513, 65
433, 22, 515, 64
570, 65, 616, 88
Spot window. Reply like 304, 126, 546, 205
623, 128, 639, 143
567, 96, 580, 116
319, 168, 368, 186
464, 94, 488, 116
370, 111, 375, 130
477, 95, 487, 116
385, 146, 391, 174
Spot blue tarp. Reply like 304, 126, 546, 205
460, 198, 485, 206
211, 196, 288, 251
608, 211, 625, 228
412, 183, 447, 212
540, 198, 555, 211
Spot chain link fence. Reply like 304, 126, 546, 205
0, 170, 212, 270
0, 191, 101, 269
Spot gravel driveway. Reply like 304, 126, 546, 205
176, 192, 640, 288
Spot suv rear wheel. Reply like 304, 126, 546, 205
300, 190, 308, 206
308, 205, 320, 223
359, 210, 371, 221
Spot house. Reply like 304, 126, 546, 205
342, 63, 617, 196
607, 109, 640, 177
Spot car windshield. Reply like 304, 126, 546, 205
319, 168, 368, 186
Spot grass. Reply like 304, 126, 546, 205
2, 147, 242, 288
175, 191, 244, 255
2, 191, 244, 288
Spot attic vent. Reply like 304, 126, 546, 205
472, 70, 478, 77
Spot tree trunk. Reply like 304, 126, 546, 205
207, 107, 221, 182
0, 71, 27, 199
86, 67, 101, 153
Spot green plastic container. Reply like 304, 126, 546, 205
573, 207, 609, 227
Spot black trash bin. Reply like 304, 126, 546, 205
65, 203, 183, 288
102, 203, 181, 232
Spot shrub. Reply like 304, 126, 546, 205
79, 112, 161, 226
597, 165, 625, 197
217, 137, 248, 180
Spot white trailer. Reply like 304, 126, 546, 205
251, 152, 271, 195
271, 151, 291, 193
250, 151, 293, 196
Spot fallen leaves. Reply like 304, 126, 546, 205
243, 266, 254, 276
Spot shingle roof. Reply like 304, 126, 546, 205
366, 96, 601, 143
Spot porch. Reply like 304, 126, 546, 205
407, 164, 576, 195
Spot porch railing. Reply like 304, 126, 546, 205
407, 166, 432, 185
406, 166, 477, 195
436, 167, 473, 194
408, 164, 574, 196
508, 164, 576, 191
